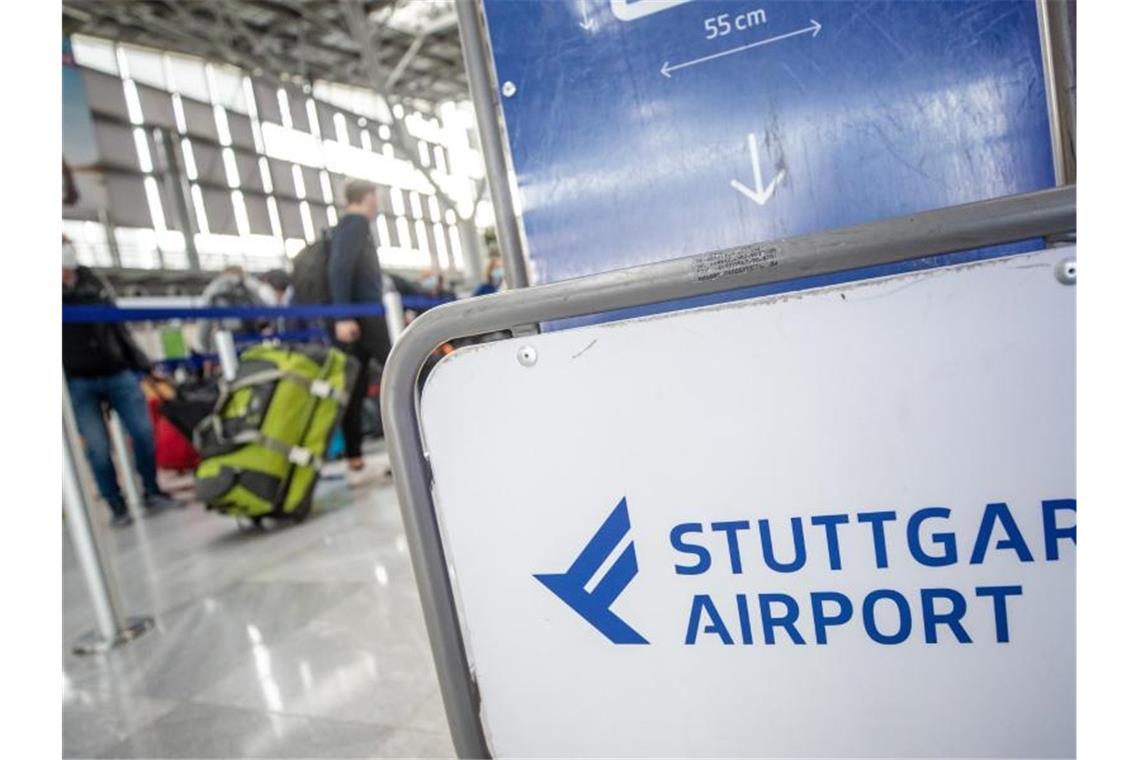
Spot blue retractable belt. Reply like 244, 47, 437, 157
61, 296, 450, 324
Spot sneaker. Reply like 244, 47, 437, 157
144, 491, 181, 511
110, 512, 134, 529
347, 464, 393, 488
347, 465, 369, 488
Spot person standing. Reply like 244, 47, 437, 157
258, 268, 294, 336
472, 252, 504, 297
327, 180, 392, 479
62, 238, 180, 526
196, 265, 272, 352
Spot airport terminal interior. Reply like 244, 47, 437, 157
61, 2, 486, 756
58, 1, 1085, 759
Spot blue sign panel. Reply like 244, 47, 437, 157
482, 0, 1055, 293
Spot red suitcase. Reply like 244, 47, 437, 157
148, 395, 200, 472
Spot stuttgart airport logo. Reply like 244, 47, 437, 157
536, 495, 1077, 649
534, 498, 648, 644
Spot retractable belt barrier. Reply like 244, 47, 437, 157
61, 296, 451, 324
61, 294, 448, 657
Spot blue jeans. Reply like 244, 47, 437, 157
67, 370, 160, 515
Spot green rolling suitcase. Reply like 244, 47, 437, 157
193, 343, 359, 524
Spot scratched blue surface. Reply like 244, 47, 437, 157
482, 0, 1055, 317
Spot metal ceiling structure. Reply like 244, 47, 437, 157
61, 0, 468, 104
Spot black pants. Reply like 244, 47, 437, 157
335, 317, 391, 458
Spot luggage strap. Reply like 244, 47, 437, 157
225, 368, 349, 405
230, 430, 324, 471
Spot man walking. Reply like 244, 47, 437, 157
62, 238, 180, 526
328, 180, 392, 479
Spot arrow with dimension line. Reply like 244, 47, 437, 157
731, 132, 786, 206
661, 18, 822, 77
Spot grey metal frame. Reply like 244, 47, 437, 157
454, 0, 530, 290
379, 184, 1076, 758
1037, 0, 1077, 186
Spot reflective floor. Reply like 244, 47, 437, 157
63, 447, 454, 759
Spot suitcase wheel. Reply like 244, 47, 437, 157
289, 494, 314, 524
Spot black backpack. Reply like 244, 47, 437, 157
206, 273, 263, 335
290, 230, 331, 305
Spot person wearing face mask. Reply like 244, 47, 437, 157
62, 237, 181, 526
327, 180, 392, 479
417, 269, 448, 297
408, 268, 457, 316
472, 253, 505, 297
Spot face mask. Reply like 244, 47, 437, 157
422, 275, 439, 291
490, 267, 504, 286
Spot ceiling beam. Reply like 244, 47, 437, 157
62, 0, 467, 104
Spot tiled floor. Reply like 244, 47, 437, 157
62, 448, 455, 759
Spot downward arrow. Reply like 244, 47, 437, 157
578, 0, 596, 31
730, 132, 785, 206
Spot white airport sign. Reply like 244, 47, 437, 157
420, 246, 1076, 758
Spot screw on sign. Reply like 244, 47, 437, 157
1055, 259, 1076, 285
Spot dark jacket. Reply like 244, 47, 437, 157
62, 266, 151, 378
327, 213, 382, 305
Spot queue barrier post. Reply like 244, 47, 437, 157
63, 376, 154, 654
384, 287, 406, 346
107, 412, 144, 515
213, 329, 239, 381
